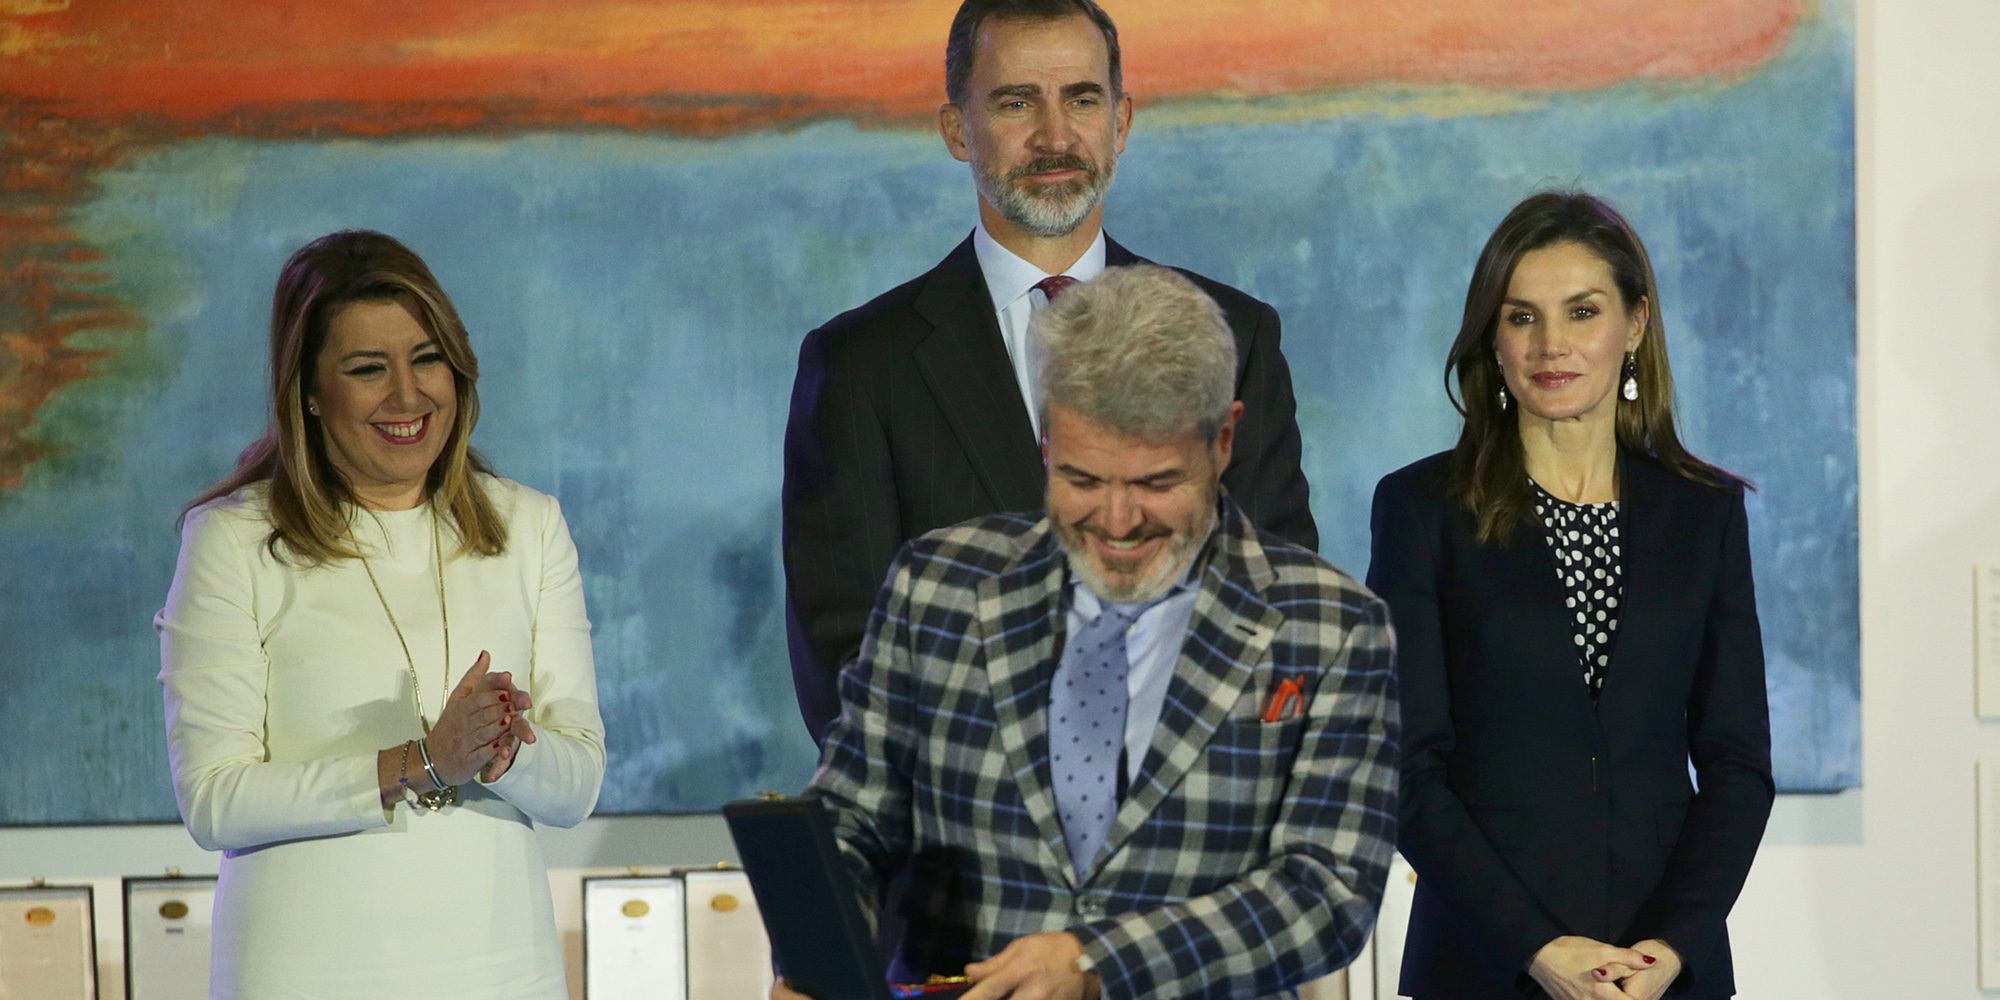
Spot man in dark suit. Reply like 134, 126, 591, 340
783, 0, 1318, 743
779, 265, 1393, 1000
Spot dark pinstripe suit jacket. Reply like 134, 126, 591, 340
1368, 451, 1773, 999
782, 233, 1318, 744
810, 497, 1396, 999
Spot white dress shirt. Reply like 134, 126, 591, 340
972, 222, 1107, 438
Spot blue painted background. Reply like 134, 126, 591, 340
0, 7, 1854, 822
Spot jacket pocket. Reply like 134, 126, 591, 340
1211, 714, 1309, 753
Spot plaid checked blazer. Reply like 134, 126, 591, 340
809, 495, 1399, 999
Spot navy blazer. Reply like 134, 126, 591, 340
783, 233, 1318, 744
1367, 450, 1772, 999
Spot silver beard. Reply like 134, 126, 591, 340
974, 153, 1117, 238
1056, 501, 1213, 605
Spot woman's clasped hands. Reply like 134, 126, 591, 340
426, 651, 537, 786
1529, 935, 1682, 1000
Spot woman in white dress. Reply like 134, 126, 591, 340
157, 230, 606, 999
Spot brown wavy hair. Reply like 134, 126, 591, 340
183, 230, 506, 563
1445, 191, 1744, 544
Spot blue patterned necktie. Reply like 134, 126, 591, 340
1050, 599, 1143, 878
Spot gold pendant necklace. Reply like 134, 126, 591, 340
361, 507, 457, 811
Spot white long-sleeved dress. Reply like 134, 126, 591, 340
156, 476, 606, 999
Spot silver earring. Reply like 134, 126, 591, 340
1621, 353, 1639, 401
1496, 384, 1509, 411
307, 401, 320, 416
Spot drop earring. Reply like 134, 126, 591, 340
1621, 353, 1639, 401
1496, 383, 1509, 411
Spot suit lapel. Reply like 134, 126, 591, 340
1477, 503, 1584, 689
976, 525, 1078, 887
912, 236, 1044, 512
1086, 504, 1281, 883
1105, 235, 1143, 267
1599, 452, 1669, 704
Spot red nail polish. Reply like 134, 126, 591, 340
1595, 969, 1607, 978
1643, 956, 1656, 965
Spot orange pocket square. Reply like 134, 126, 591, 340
1260, 677, 1304, 722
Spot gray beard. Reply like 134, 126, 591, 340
974, 157, 1116, 239
1057, 502, 1214, 605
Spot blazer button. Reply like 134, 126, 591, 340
1074, 896, 1105, 917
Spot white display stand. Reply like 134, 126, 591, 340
1371, 853, 1417, 1000
1322, 852, 1415, 1000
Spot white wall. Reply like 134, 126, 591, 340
7, 0, 1998, 996
1717, 0, 2000, 995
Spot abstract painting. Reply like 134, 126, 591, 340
0, 0, 1854, 823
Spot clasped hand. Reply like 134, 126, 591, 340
425, 651, 537, 786
1529, 935, 1682, 1000
770, 931, 1099, 1000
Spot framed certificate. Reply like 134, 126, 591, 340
583, 875, 687, 1000
124, 876, 217, 1000
0, 884, 95, 1000
682, 869, 773, 999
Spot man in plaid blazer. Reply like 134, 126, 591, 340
788, 265, 1398, 1000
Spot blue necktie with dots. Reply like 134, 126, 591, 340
1050, 599, 1143, 879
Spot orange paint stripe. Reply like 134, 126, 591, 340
2, 0, 1803, 124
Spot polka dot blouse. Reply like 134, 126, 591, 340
1531, 481, 1624, 697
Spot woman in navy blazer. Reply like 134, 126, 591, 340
1368, 192, 1773, 1000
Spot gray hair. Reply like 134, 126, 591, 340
1032, 264, 1238, 441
